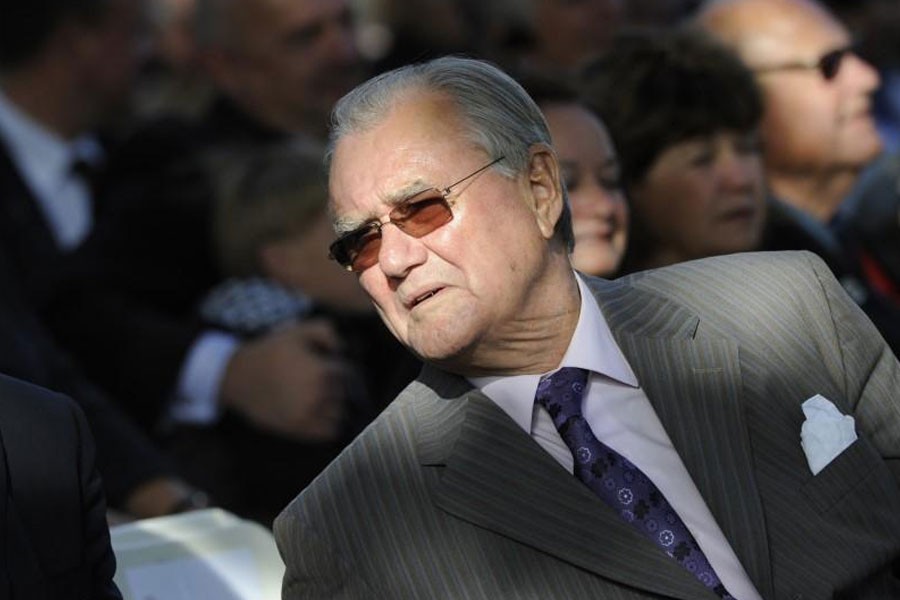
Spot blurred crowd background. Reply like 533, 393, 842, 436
2, 0, 900, 527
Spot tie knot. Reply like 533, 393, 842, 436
71, 157, 103, 194
535, 367, 589, 417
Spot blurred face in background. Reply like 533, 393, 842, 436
746, 1, 882, 176
79, 0, 151, 125
261, 209, 373, 313
210, 0, 364, 136
628, 130, 767, 267
698, 0, 882, 215
542, 102, 628, 276
530, 0, 623, 69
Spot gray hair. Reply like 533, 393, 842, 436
206, 140, 329, 277
327, 56, 574, 251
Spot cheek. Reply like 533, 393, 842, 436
359, 272, 389, 308
570, 190, 601, 217
638, 175, 695, 221
613, 194, 629, 228
766, 93, 834, 148
749, 162, 767, 194
680, 179, 716, 223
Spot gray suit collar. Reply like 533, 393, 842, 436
413, 276, 774, 598
593, 275, 774, 597
418, 386, 719, 599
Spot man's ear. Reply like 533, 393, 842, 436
526, 143, 564, 240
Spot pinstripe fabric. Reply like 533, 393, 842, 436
275, 250, 900, 599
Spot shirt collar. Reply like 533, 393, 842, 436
469, 273, 639, 433
0, 87, 102, 193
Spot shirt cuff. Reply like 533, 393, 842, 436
169, 331, 240, 425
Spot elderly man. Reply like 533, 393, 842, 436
274, 56, 900, 599
696, 0, 900, 353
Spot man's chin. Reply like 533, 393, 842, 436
407, 328, 479, 371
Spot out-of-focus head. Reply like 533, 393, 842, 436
520, 0, 624, 71
326, 57, 574, 372
0, 0, 149, 130
209, 140, 371, 311
195, 0, 365, 137
522, 72, 628, 277
146, 0, 198, 72
582, 27, 767, 271
697, 0, 882, 210
623, 0, 702, 27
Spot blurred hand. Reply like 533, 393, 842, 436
220, 318, 352, 442
124, 477, 210, 519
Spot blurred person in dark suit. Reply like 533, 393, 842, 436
0, 372, 122, 599
48, 0, 367, 430
143, 141, 419, 521
0, 0, 146, 299
0, 0, 207, 519
0, 245, 206, 519
41, 0, 404, 522
835, 152, 900, 306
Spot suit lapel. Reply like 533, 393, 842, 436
0, 142, 64, 304
592, 276, 774, 598
0, 425, 9, 598
0, 408, 44, 600
417, 366, 719, 600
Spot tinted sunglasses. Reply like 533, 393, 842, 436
329, 156, 505, 273
753, 46, 855, 81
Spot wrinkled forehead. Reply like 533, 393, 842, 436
326, 95, 478, 231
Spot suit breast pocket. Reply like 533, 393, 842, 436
800, 436, 887, 514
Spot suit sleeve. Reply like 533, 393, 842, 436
805, 252, 900, 482
274, 501, 377, 599
69, 400, 124, 600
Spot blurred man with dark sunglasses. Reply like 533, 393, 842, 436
698, 0, 900, 355
698, 0, 880, 222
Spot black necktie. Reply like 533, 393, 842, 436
70, 157, 102, 199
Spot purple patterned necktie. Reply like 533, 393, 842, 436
536, 367, 735, 599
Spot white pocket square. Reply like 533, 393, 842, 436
800, 394, 857, 475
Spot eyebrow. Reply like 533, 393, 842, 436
331, 178, 436, 235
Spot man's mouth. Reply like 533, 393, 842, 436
410, 288, 443, 308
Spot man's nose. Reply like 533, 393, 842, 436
844, 52, 881, 94
377, 223, 428, 278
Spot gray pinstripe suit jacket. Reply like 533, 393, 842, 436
275, 251, 900, 599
